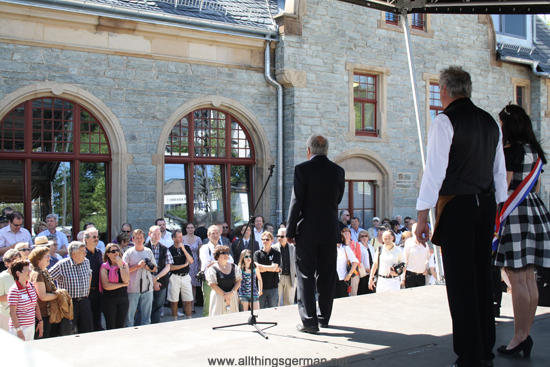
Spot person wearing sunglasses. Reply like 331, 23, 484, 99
205, 245, 241, 316
0, 249, 21, 331
84, 227, 104, 331
100, 243, 129, 329
254, 232, 281, 309
0, 212, 32, 272
15, 242, 31, 261
272, 227, 296, 306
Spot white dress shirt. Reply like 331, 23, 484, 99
360, 242, 375, 270
37, 229, 69, 249
349, 227, 365, 242
417, 113, 508, 211
199, 241, 234, 272
403, 237, 430, 274
0, 226, 32, 261
253, 228, 263, 249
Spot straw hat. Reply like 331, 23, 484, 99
34, 236, 54, 246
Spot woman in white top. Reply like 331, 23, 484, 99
368, 230, 405, 292
357, 230, 375, 294
335, 236, 358, 298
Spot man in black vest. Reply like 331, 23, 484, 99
416, 66, 507, 367
145, 225, 173, 324
286, 134, 345, 334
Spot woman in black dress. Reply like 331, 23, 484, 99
495, 104, 550, 358
100, 243, 130, 329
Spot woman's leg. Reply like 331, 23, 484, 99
525, 265, 538, 334
505, 267, 532, 348
102, 297, 117, 330
253, 300, 260, 310
241, 301, 249, 311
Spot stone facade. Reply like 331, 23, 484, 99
277, 0, 550, 220
1, 0, 549, 235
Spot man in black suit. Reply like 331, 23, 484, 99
286, 134, 345, 334
231, 225, 260, 261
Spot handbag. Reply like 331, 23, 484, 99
344, 245, 358, 278
195, 246, 212, 282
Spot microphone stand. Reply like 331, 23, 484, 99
212, 165, 277, 339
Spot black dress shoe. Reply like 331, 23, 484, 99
296, 324, 319, 334
479, 359, 494, 367
319, 323, 329, 328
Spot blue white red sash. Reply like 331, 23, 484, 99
492, 157, 543, 251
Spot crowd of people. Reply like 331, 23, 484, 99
0, 207, 440, 342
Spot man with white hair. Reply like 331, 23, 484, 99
367, 217, 381, 240
84, 227, 103, 331
49, 241, 93, 334
38, 214, 69, 257
272, 227, 296, 306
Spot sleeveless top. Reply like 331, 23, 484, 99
102, 268, 127, 298
214, 265, 235, 293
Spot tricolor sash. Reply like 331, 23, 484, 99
492, 157, 543, 251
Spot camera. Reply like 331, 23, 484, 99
144, 258, 155, 270
392, 262, 406, 276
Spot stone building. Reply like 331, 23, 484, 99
0, 0, 548, 241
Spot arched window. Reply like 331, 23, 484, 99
164, 109, 255, 229
0, 97, 111, 240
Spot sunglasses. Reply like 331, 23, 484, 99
261, 238, 271, 242
18, 248, 31, 252
220, 252, 230, 255
122, 230, 131, 233
277, 235, 285, 238
360, 235, 369, 238
12, 223, 22, 227
108, 249, 120, 254
222, 226, 229, 228
244, 255, 251, 259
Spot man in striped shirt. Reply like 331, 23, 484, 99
49, 241, 93, 334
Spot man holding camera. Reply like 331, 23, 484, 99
123, 229, 157, 327
145, 225, 173, 324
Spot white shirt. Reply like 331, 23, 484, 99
336, 244, 358, 281
374, 245, 405, 277
403, 238, 430, 273
37, 229, 69, 249
253, 228, 263, 249
0, 226, 32, 260
199, 241, 234, 272
146, 231, 174, 248
349, 227, 364, 242
429, 253, 444, 284
416, 113, 508, 211
359, 242, 375, 270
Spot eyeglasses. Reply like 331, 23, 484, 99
261, 238, 270, 242
91, 236, 99, 239
360, 235, 369, 238
108, 249, 120, 254
220, 252, 230, 255
11, 223, 22, 227
122, 230, 131, 233
222, 226, 229, 228
18, 248, 31, 252
277, 235, 285, 238
244, 255, 251, 259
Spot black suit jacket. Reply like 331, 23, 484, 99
286, 155, 345, 245
231, 238, 260, 261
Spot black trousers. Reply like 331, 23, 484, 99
72, 298, 93, 334
295, 242, 337, 328
102, 295, 129, 330
88, 289, 103, 331
334, 280, 349, 298
358, 276, 372, 295
35, 317, 71, 339
439, 194, 496, 367
405, 272, 426, 288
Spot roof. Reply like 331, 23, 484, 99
337, 0, 550, 14
497, 16, 550, 76
81, 0, 277, 30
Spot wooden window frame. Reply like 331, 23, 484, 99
353, 73, 378, 137
164, 109, 255, 228
511, 77, 530, 115
378, 12, 434, 38
411, 13, 425, 31
346, 63, 390, 143
385, 12, 399, 26
0, 98, 112, 239
340, 180, 377, 226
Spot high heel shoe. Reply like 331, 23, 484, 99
497, 335, 533, 358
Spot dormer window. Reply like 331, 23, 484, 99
495, 15, 527, 39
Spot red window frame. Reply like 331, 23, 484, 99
339, 180, 376, 226
165, 109, 255, 228
0, 98, 112, 239
385, 12, 399, 26
429, 83, 444, 119
354, 73, 378, 137
411, 13, 425, 31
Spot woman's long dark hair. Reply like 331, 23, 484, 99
499, 104, 547, 164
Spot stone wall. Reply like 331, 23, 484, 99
277, 0, 549, 220
0, 42, 278, 232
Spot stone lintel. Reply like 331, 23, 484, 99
274, 13, 302, 36
275, 68, 307, 88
